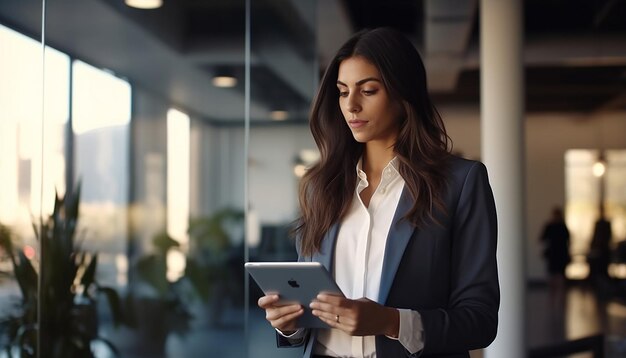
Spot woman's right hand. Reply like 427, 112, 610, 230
258, 294, 304, 334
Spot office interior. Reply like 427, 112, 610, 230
0, 0, 625, 357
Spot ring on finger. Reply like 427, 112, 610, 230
335, 314, 340, 323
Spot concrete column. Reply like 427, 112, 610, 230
480, 0, 526, 357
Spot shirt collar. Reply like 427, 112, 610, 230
356, 156, 400, 180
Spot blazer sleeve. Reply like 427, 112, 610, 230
418, 162, 500, 353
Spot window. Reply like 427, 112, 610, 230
72, 59, 131, 286
0, 24, 68, 238
565, 149, 626, 279
166, 108, 190, 281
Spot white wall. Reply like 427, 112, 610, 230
440, 105, 482, 160
204, 124, 315, 224
248, 125, 316, 224
193, 124, 246, 216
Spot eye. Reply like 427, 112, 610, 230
338, 90, 349, 97
362, 89, 378, 96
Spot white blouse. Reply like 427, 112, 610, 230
313, 157, 424, 357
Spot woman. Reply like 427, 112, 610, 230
258, 27, 499, 358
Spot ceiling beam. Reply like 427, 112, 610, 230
424, 0, 477, 92
464, 34, 626, 68
315, 0, 353, 68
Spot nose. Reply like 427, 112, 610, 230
346, 93, 361, 114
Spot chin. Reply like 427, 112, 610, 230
351, 134, 369, 143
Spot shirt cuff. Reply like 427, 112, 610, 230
385, 308, 424, 354
275, 328, 306, 340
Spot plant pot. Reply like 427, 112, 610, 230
114, 298, 171, 357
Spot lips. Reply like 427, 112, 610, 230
348, 119, 368, 128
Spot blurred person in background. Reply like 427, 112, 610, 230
539, 206, 571, 308
588, 205, 612, 299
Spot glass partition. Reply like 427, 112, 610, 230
0, 3, 46, 356
1, 0, 322, 356
1, 0, 248, 356
565, 149, 626, 280
246, 0, 318, 356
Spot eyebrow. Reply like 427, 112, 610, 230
336, 77, 381, 86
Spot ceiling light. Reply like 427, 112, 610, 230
293, 164, 307, 178
125, 0, 162, 10
212, 76, 237, 88
592, 161, 606, 177
270, 110, 288, 121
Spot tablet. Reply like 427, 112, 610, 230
245, 261, 344, 328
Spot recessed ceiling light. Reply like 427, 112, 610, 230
212, 76, 237, 88
125, 0, 162, 10
270, 110, 288, 121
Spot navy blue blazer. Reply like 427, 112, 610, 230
277, 156, 499, 358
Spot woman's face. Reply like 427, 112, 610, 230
337, 56, 402, 146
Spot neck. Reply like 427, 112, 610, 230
363, 141, 396, 175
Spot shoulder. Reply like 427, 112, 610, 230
440, 155, 494, 212
445, 154, 489, 185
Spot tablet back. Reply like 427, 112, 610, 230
245, 262, 344, 328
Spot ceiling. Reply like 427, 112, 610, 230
0, 0, 625, 123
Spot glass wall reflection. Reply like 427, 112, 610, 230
0, 4, 46, 355
1, 0, 323, 356
1, 0, 250, 356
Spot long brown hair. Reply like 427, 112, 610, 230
296, 27, 451, 257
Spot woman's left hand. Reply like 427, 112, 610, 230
310, 294, 399, 337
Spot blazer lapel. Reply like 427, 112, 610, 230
302, 224, 338, 358
311, 223, 339, 272
378, 186, 416, 304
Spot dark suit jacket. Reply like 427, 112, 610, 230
277, 156, 499, 357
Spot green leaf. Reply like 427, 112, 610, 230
183, 260, 212, 302
152, 232, 179, 254
0, 223, 15, 263
66, 181, 81, 224
14, 252, 38, 302
0, 183, 123, 357
136, 255, 168, 297
81, 254, 97, 292
98, 286, 125, 327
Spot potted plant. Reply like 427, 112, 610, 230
185, 208, 245, 326
0, 184, 124, 357
120, 231, 194, 356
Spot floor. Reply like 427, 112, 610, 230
160, 283, 626, 357
3, 282, 626, 357
526, 283, 626, 357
